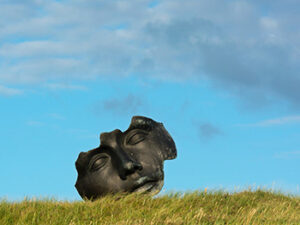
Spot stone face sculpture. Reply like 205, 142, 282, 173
75, 116, 177, 200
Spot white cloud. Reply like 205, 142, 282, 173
0, 85, 22, 96
26, 120, 44, 126
260, 17, 278, 30
274, 151, 300, 159
0, 0, 300, 106
44, 83, 87, 91
47, 113, 65, 120
0, 41, 71, 57
241, 115, 300, 127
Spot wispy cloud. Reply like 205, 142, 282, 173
0, 85, 22, 96
197, 122, 223, 140
45, 83, 87, 91
47, 113, 65, 120
240, 115, 300, 127
94, 94, 146, 116
274, 151, 300, 159
26, 120, 44, 127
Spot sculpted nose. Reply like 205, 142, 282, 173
122, 160, 143, 178
100, 129, 143, 180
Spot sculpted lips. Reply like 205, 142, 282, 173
131, 176, 163, 193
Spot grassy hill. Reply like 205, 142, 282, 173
1, 190, 299, 224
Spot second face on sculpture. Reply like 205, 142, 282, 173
75, 116, 177, 200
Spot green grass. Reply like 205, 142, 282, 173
1, 190, 299, 225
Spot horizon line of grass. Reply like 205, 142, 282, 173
1, 190, 299, 224
2, 186, 299, 202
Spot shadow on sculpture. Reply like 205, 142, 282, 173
75, 116, 177, 200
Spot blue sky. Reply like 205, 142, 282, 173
0, 0, 299, 200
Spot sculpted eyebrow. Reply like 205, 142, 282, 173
129, 123, 153, 132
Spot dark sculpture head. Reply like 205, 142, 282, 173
75, 116, 177, 200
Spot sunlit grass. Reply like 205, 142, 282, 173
1, 190, 299, 224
